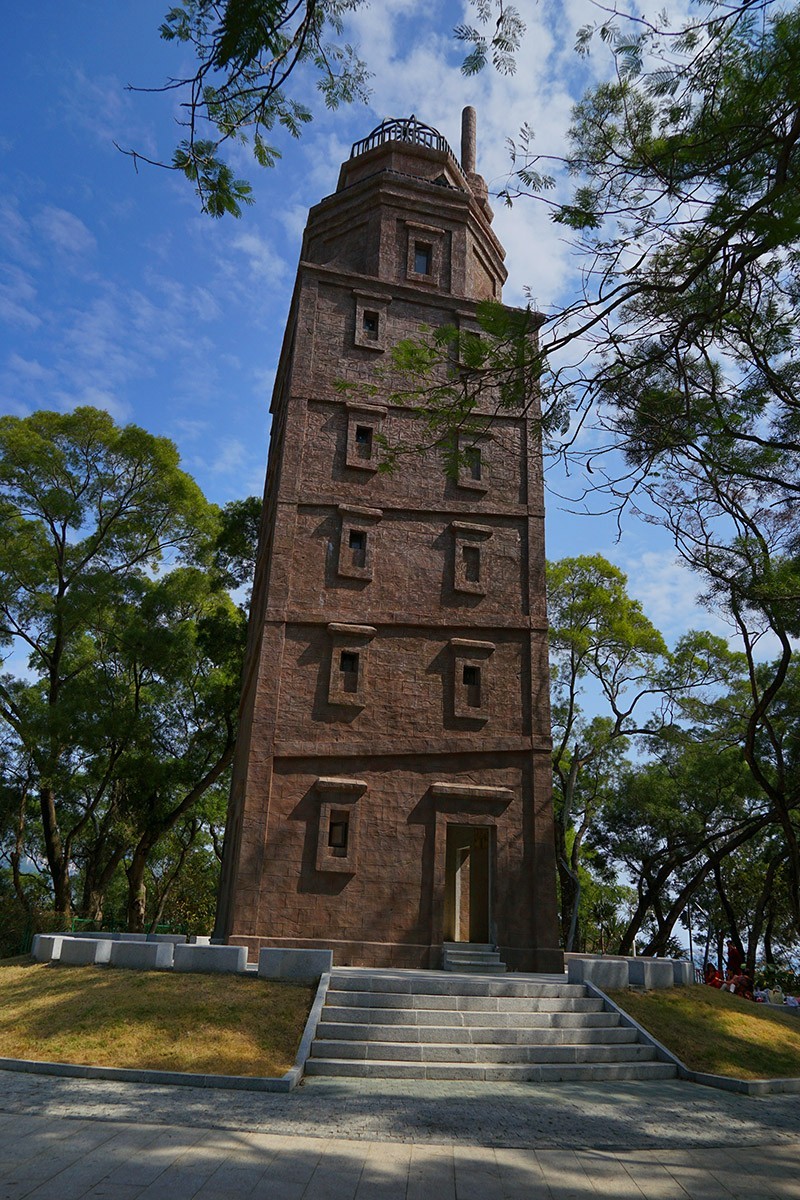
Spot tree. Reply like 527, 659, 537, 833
124, 0, 524, 215
0, 407, 214, 916
546, 554, 737, 948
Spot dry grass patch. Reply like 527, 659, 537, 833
0, 958, 314, 1077
607, 985, 800, 1080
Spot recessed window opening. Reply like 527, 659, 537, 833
465, 447, 482, 481
362, 310, 379, 337
354, 425, 373, 458
463, 545, 480, 583
340, 650, 360, 692
414, 242, 433, 275
328, 814, 349, 855
463, 664, 482, 708
349, 528, 367, 568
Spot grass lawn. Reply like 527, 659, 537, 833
0, 957, 314, 1077
607, 985, 800, 1080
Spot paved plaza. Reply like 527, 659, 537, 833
1, 1072, 800, 1197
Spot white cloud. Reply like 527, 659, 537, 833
5, 353, 57, 385
229, 230, 290, 287
33, 206, 96, 259
0, 266, 41, 331
55, 384, 132, 424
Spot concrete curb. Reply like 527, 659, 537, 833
587, 981, 800, 1096
0, 971, 332, 1093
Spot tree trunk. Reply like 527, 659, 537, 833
147, 823, 197, 933
746, 856, 780, 976
10, 781, 31, 913
39, 783, 71, 915
79, 844, 126, 925
126, 847, 150, 932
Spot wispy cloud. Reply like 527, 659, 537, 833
0, 265, 40, 331
33, 206, 96, 259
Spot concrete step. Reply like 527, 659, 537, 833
316, 1022, 640, 1045
310, 1040, 658, 1064
444, 962, 507, 974
304, 1059, 678, 1082
327, 974, 580, 998
443, 943, 495, 951
320, 1006, 625, 1029
324, 990, 605, 1013
309, 969, 665, 1085
443, 957, 504, 967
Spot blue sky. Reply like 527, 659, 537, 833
0, 0, 719, 645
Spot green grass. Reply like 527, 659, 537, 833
0, 958, 314, 1077
608, 985, 800, 1080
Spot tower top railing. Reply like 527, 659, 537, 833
349, 115, 466, 178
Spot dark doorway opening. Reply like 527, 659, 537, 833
444, 824, 492, 943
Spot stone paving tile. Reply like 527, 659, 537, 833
679, 1146, 779, 1199
572, 1149, 646, 1199
3, 1075, 800, 1198
607, 1151, 689, 1199
301, 1139, 371, 1200
353, 1141, 412, 1199
536, 1148, 606, 1199
493, 1146, 554, 1199
3, 1073, 800, 1151
406, 1143, 456, 1200
452, 1144, 505, 1200
726, 1145, 800, 1199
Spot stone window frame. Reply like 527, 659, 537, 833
456, 310, 485, 367
327, 622, 376, 708
353, 291, 390, 351
456, 433, 490, 493
451, 521, 492, 595
315, 775, 366, 874
345, 402, 386, 471
450, 637, 494, 720
337, 504, 382, 581
405, 221, 445, 288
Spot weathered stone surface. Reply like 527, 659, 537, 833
173, 944, 248, 974
673, 960, 695, 986
31, 934, 63, 963
58, 937, 113, 965
109, 941, 174, 970
258, 948, 333, 982
214, 111, 562, 972
568, 958, 630, 990
629, 959, 676, 990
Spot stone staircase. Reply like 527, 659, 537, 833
305, 968, 677, 1082
441, 942, 506, 973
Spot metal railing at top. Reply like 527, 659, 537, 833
350, 115, 465, 177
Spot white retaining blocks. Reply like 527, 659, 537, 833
109, 941, 174, 970
172, 944, 248, 974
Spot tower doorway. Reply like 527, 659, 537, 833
444, 825, 492, 943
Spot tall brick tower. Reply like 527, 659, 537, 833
215, 110, 563, 972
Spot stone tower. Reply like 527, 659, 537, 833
215, 110, 563, 972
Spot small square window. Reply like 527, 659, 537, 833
463, 664, 482, 708
349, 528, 367, 568
354, 298, 388, 351
328, 816, 349, 853
466, 447, 482, 482
340, 650, 359, 692
414, 242, 432, 275
316, 784, 362, 874
463, 545, 480, 583
355, 425, 373, 458
346, 408, 384, 470
362, 310, 379, 337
